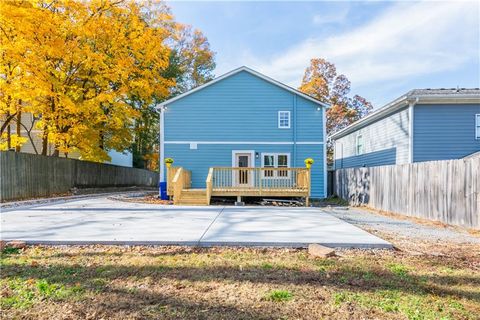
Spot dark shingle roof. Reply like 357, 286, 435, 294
406, 88, 480, 97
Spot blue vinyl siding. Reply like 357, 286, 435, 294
164, 70, 326, 198
294, 144, 325, 198
413, 104, 480, 161
334, 148, 397, 168
165, 143, 325, 198
165, 71, 294, 142
334, 107, 410, 168
296, 97, 324, 142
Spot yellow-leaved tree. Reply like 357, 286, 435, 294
1, 0, 176, 161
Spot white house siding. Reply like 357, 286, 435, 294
2, 112, 131, 165
334, 106, 410, 168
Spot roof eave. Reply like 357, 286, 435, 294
155, 66, 330, 109
329, 96, 408, 140
329, 94, 480, 140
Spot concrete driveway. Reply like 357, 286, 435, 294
1, 196, 391, 248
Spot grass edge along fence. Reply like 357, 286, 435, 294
0, 151, 159, 202
334, 156, 479, 229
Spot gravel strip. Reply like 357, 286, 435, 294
328, 206, 480, 244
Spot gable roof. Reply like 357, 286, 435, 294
156, 66, 330, 108
329, 88, 480, 140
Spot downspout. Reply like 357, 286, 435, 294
322, 106, 327, 197
293, 94, 297, 167
155, 105, 166, 197
408, 97, 418, 163
333, 138, 336, 170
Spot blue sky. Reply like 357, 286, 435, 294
168, 1, 480, 108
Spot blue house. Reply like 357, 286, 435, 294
157, 66, 328, 204
330, 88, 480, 169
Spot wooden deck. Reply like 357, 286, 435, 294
168, 167, 311, 206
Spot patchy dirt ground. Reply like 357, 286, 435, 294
109, 193, 173, 205
1, 236, 479, 320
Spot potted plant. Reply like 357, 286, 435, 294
304, 158, 314, 169
164, 158, 174, 168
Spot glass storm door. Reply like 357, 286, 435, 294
235, 153, 251, 186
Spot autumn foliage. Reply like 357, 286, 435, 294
0, 0, 215, 164
299, 58, 373, 163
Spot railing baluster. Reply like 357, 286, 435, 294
206, 167, 309, 198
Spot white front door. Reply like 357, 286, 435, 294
233, 152, 253, 187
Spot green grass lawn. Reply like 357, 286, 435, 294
1, 243, 479, 320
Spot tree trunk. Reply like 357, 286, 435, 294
0, 112, 17, 135
42, 94, 56, 156
6, 111, 11, 150
41, 125, 48, 156
15, 102, 22, 152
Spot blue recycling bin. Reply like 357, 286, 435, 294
159, 181, 168, 200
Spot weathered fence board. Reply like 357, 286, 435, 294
0, 151, 159, 202
334, 157, 479, 228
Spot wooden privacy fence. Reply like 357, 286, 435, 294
334, 157, 480, 229
0, 151, 159, 202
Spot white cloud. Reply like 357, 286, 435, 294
312, 6, 349, 25
248, 1, 479, 88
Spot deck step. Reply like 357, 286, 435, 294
176, 188, 207, 205
176, 199, 208, 205
176, 201, 208, 205
182, 188, 207, 195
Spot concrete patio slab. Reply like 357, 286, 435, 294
201, 207, 391, 248
0, 196, 392, 248
1, 198, 220, 245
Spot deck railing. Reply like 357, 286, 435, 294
210, 167, 310, 195
171, 167, 191, 204
167, 166, 191, 196
167, 167, 179, 196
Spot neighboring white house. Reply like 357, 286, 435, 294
1, 112, 133, 167
107, 150, 133, 167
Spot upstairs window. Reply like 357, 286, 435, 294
356, 135, 364, 155
476, 114, 480, 139
278, 111, 290, 129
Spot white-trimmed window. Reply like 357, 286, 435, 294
263, 154, 275, 177
277, 154, 289, 177
261, 153, 290, 178
278, 111, 290, 129
476, 114, 480, 139
356, 135, 364, 155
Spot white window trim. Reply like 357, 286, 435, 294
261, 152, 290, 178
278, 111, 291, 129
476, 114, 480, 140
356, 134, 364, 155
